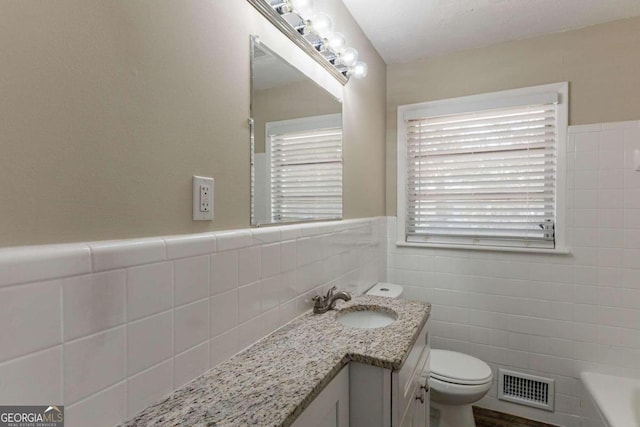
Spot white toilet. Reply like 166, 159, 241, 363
429, 349, 493, 427
365, 283, 493, 427
365, 282, 404, 298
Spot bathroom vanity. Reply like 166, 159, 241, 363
118, 295, 431, 427
350, 319, 430, 427
290, 321, 430, 427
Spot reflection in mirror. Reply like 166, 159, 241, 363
251, 36, 343, 226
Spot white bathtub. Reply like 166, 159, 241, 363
581, 372, 640, 427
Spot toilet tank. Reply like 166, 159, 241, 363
365, 282, 403, 299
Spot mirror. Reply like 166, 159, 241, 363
251, 36, 343, 226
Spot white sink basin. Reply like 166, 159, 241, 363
337, 307, 397, 329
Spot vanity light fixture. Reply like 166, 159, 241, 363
338, 47, 358, 66
326, 32, 346, 53
350, 60, 368, 79
261, 0, 368, 80
309, 12, 334, 38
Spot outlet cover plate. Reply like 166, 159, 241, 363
193, 176, 214, 221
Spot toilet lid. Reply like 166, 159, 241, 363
430, 349, 493, 385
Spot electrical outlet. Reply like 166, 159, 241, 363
193, 176, 214, 221
200, 184, 211, 212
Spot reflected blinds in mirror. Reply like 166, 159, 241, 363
270, 127, 343, 222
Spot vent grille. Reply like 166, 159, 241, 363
498, 369, 555, 411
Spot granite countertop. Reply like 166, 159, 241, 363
119, 295, 431, 427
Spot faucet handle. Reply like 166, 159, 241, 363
325, 286, 337, 299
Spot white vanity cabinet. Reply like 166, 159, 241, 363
350, 320, 431, 427
291, 365, 350, 427
399, 370, 429, 427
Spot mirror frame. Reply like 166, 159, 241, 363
247, 0, 348, 86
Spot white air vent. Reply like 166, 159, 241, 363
498, 369, 555, 411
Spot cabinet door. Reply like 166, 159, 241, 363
421, 356, 430, 427
400, 383, 429, 427
412, 402, 426, 427
400, 387, 420, 427
393, 321, 430, 426
291, 366, 349, 427
423, 388, 430, 427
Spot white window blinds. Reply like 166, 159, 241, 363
270, 126, 343, 222
405, 102, 558, 249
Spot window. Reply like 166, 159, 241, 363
267, 114, 342, 223
397, 83, 568, 251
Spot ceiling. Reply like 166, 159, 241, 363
341, 0, 640, 64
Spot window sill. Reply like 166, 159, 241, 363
395, 240, 572, 255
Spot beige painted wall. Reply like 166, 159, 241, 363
323, 0, 387, 223
387, 16, 640, 215
0, 0, 386, 247
253, 79, 341, 154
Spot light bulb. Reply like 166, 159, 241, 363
325, 32, 346, 53
290, 0, 314, 19
311, 12, 334, 38
340, 47, 358, 67
350, 61, 368, 79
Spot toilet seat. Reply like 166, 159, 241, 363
429, 376, 493, 396
430, 349, 493, 386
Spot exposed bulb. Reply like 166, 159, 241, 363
350, 61, 368, 79
290, 0, 314, 19
325, 32, 346, 53
311, 12, 334, 38
340, 47, 358, 67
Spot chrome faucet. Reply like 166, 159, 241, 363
312, 286, 351, 314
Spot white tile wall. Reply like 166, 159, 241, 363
0, 217, 385, 427
174, 255, 210, 306
0, 280, 61, 363
388, 120, 640, 427
209, 327, 238, 368
126, 262, 172, 321
62, 271, 126, 342
238, 281, 262, 323
127, 312, 173, 375
0, 347, 63, 405
0, 244, 92, 287
174, 341, 209, 389
126, 359, 173, 418
173, 299, 209, 355
66, 382, 126, 427
63, 327, 126, 405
